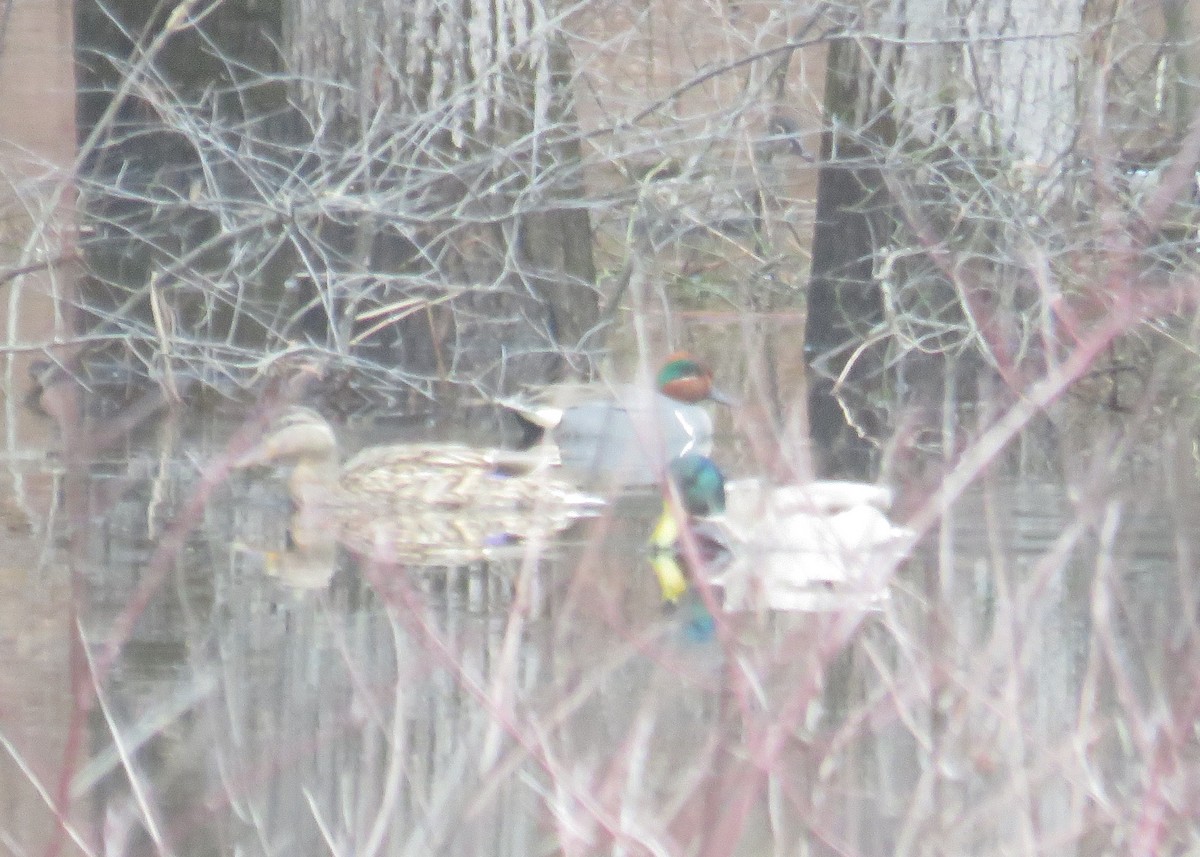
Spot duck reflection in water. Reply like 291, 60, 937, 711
650, 454, 913, 615
242, 530, 339, 590
235, 407, 603, 568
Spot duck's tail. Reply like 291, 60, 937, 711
493, 395, 565, 430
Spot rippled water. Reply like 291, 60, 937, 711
2, 404, 1198, 856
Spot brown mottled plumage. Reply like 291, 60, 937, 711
237, 407, 602, 565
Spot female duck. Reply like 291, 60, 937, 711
236, 407, 603, 566
502, 352, 730, 486
650, 454, 912, 611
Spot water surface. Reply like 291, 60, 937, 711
1, 402, 1195, 857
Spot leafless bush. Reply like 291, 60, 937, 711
8, 0, 1200, 855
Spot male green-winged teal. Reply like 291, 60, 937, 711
501, 352, 730, 486
650, 454, 912, 611
236, 407, 603, 565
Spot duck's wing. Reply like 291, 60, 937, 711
336, 478, 601, 566
495, 382, 616, 429
341, 442, 558, 484
342, 441, 595, 510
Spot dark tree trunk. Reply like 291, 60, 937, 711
804, 36, 892, 478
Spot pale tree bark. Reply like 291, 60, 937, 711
0, 0, 79, 439
806, 0, 1087, 476
285, 0, 599, 393
0, 1, 81, 846
287, 0, 556, 149
893, 0, 1083, 172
